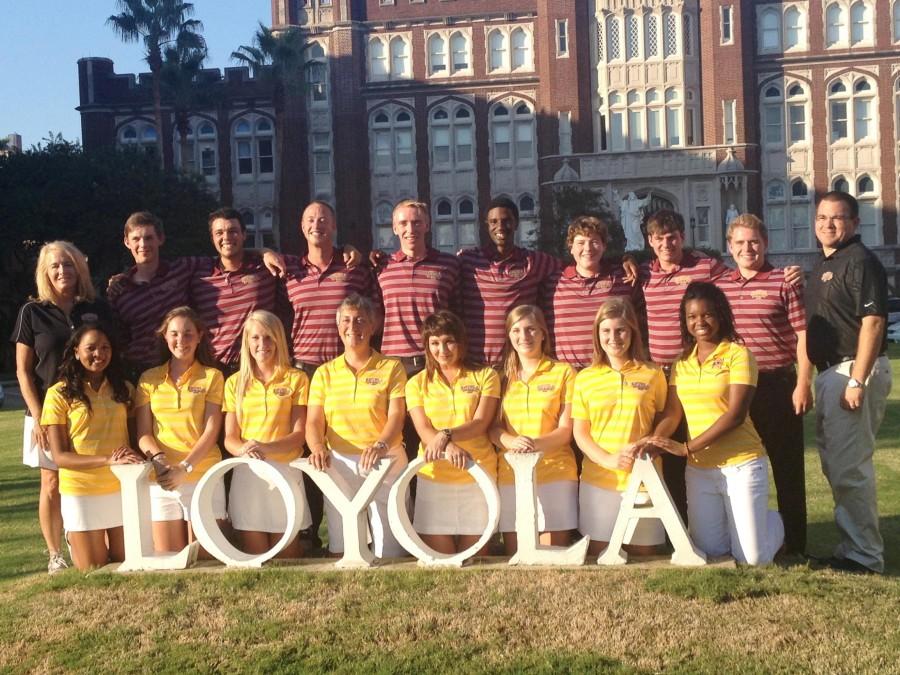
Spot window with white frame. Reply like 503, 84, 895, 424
311, 131, 331, 178
627, 90, 644, 149
850, 1, 873, 45
723, 99, 736, 144
432, 197, 478, 252
173, 119, 218, 180
373, 201, 397, 250
832, 176, 850, 192
645, 14, 659, 57
119, 121, 158, 155
626, 13, 640, 60
825, 3, 846, 47
758, 7, 781, 52
491, 101, 535, 164
894, 1, 900, 42
686, 90, 699, 145
607, 16, 621, 61
663, 10, 678, 58
764, 178, 812, 250
429, 103, 474, 169
367, 35, 411, 81
556, 19, 569, 56
370, 107, 414, 174
683, 12, 694, 56
786, 84, 807, 145
450, 32, 470, 72
305, 42, 328, 104
665, 88, 682, 146
242, 209, 276, 249
486, 25, 533, 73
853, 79, 874, 141
233, 116, 274, 180
721, 5, 733, 44
608, 91, 625, 150
856, 174, 879, 244
695, 206, 710, 245
783, 6, 805, 49
428, 34, 447, 75
647, 89, 663, 147
828, 75, 877, 144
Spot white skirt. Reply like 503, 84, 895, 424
150, 479, 226, 522
229, 461, 312, 533
413, 478, 494, 536
60, 492, 123, 532
578, 482, 665, 546
499, 480, 578, 532
22, 416, 57, 470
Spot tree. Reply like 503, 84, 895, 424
107, 0, 206, 166
160, 42, 210, 172
232, 23, 308, 254
545, 185, 623, 260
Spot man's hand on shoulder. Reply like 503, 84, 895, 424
107, 273, 128, 300
261, 249, 286, 278
784, 265, 804, 288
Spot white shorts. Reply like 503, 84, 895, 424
413, 478, 494, 536
229, 461, 312, 533
150, 479, 226, 522
499, 480, 578, 533
22, 416, 57, 470
578, 482, 665, 546
60, 492, 123, 532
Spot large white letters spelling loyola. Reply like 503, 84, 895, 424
111, 464, 199, 571
387, 456, 500, 567
505, 452, 590, 565
597, 456, 706, 566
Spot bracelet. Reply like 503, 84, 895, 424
372, 441, 388, 452
684, 441, 692, 456
440, 428, 452, 441
148, 451, 165, 462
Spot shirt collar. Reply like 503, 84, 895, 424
823, 234, 863, 259
125, 260, 171, 285
687, 339, 732, 366
562, 262, 612, 280
650, 250, 697, 274
728, 261, 774, 282
340, 349, 382, 373
213, 253, 261, 275
482, 245, 525, 264
166, 359, 203, 386
301, 248, 342, 272
391, 247, 438, 263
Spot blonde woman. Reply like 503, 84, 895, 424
490, 305, 578, 555
572, 298, 667, 557
406, 310, 500, 554
11, 241, 111, 573
223, 310, 311, 558
135, 307, 226, 554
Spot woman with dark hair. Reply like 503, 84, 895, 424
134, 306, 227, 554
40, 323, 143, 570
648, 281, 784, 564
406, 310, 500, 554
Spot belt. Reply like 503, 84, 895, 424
758, 364, 796, 378
399, 355, 426, 369
293, 360, 321, 377
817, 356, 853, 371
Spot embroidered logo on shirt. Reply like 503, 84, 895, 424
630, 381, 649, 391
365, 377, 383, 386
595, 280, 613, 292
422, 270, 442, 281
242, 274, 261, 285
273, 387, 291, 397
188, 386, 206, 394
536, 384, 556, 393
330, 273, 348, 283
709, 358, 725, 371
460, 384, 479, 394
821, 271, 834, 282
81, 313, 99, 322
673, 275, 692, 286
506, 269, 525, 279
750, 290, 768, 300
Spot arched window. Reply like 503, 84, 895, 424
306, 61, 327, 103
233, 114, 274, 179
833, 176, 850, 192
764, 178, 811, 250
519, 194, 535, 213
853, 77, 875, 142
119, 122, 158, 156
647, 89, 663, 147
682, 13, 694, 56
856, 174, 878, 244
606, 16, 621, 61
665, 88, 682, 146
608, 91, 625, 151
491, 101, 535, 164
786, 83, 807, 145
436, 199, 453, 218
894, 1, 900, 42
627, 90, 644, 149
826, 3, 846, 47
784, 6, 804, 49
759, 9, 781, 51
828, 80, 849, 142
428, 34, 446, 75
489, 30, 506, 71
625, 14, 640, 61
122, 125, 137, 141
450, 32, 469, 72
390, 37, 409, 78
369, 38, 387, 78
511, 28, 530, 69
370, 105, 414, 174
850, 2, 872, 45
429, 103, 473, 167
663, 11, 678, 57
763, 85, 784, 147
645, 14, 659, 57
174, 117, 218, 179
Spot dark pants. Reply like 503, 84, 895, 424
750, 368, 806, 555
399, 355, 426, 461
662, 419, 689, 524
296, 360, 325, 548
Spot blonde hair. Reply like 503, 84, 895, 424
234, 310, 292, 426
392, 199, 431, 223
591, 297, 647, 367
725, 213, 768, 243
501, 304, 552, 385
34, 241, 96, 304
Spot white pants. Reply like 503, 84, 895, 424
686, 456, 784, 565
815, 356, 892, 572
323, 447, 408, 559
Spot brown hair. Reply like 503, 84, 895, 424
155, 306, 218, 367
500, 304, 552, 385
421, 310, 473, 386
566, 215, 610, 249
644, 209, 685, 237
726, 213, 768, 243
207, 207, 245, 232
124, 211, 164, 237
591, 297, 647, 367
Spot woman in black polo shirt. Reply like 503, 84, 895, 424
10, 241, 110, 573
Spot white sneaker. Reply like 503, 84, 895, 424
47, 552, 68, 574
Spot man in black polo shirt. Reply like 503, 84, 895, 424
806, 191, 892, 574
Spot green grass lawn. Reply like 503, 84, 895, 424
1, 348, 899, 673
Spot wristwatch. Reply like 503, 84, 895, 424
440, 428, 452, 441
847, 378, 864, 389
179, 460, 194, 474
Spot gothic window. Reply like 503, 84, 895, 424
491, 101, 535, 164
645, 14, 659, 57
370, 106, 414, 174
232, 115, 274, 180
850, 1, 873, 45
663, 11, 678, 57
826, 3, 846, 47
607, 16, 621, 61
626, 14, 640, 60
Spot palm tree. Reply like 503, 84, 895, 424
232, 23, 307, 254
107, 0, 205, 166
161, 43, 209, 172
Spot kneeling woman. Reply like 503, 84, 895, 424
490, 305, 578, 555
135, 307, 227, 554
406, 311, 500, 554
649, 281, 783, 564
572, 298, 667, 557
224, 310, 311, 558
305, 294, 408, 559
42, 324, 143, 570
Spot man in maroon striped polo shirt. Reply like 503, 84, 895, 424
548, 215, 643, 370
458, 196, 560, 367
720, 214, 812, 555
190, 208, 286, 373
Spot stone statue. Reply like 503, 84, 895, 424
618, 191, 652, 251
725, 203, 739, 226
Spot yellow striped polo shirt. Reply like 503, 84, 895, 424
498, 357, 577, 485
223, 367, 309, 464
41, 380, 133, 496
406, 366, 501, 484
572, 361, 667, 490
135, 361, 224, 482
671, 340, 764, 469
308, 350, 406, 455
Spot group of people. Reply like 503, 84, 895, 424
12, 191, 891, 575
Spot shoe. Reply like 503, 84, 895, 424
47, 552, 69, 574
823, 556, 878, 575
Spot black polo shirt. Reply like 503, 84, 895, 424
9, 299, 112, 411
805, 235, 888, 371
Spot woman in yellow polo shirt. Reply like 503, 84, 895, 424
306, 293, 408, 559
224, 310, 311, 558
406, 310, 500, 554
490, 304, 578, 555
42, 324, 144, 569
573, 298, 667, 557
135, 307, 226, 554
648, 282, 784, 564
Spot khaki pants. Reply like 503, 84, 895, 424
815, 356, 892, 572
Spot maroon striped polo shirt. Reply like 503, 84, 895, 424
190, 254, 278, 367
284, 250, 381, 365
458, 246, 561, 366
548, 262, 643, 370
110, 258, 200, 368
718, 264, 806, 372
377, 247, 460, 358
642, 252, 730, 366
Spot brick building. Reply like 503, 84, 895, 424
77, 0, 900, 279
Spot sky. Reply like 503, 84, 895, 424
1, 1, 271, 148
